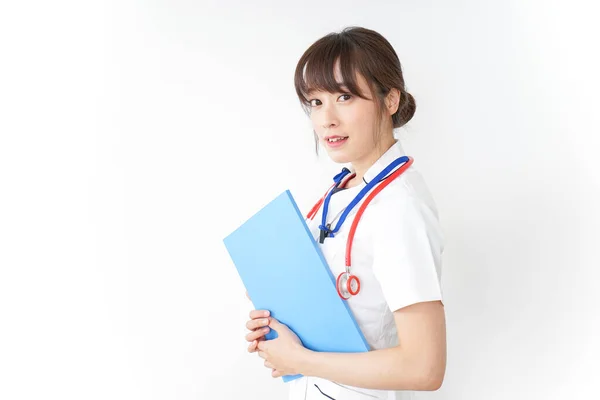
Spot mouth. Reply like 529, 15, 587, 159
324, 136, 349, 148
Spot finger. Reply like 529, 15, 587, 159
267, 318, 288, 333
264, 360, 275, 369
245, 326, 270, 342
248, 309, 270, 320
248, 338, 265, 353
257, 350, 267, 360
272, 369, 282, 378
247, 338, 265, 353
267, 317, 283, 329
256, 340, 267, 351
245, 327, 269, 342
245, 316, 271, 331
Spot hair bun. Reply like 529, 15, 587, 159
393, 91, 416, 128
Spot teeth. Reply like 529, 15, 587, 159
328, 137, 347, 142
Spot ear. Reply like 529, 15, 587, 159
385, 88, 401, 116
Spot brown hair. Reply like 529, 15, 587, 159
294, 26, 416, 153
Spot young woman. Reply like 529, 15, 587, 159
244, 26, 446, 400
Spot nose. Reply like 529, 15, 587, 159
322, 120, 338, 129
318, 104, 339, 130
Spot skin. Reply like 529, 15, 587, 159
307, 61, 397, 188
244, 61, 447, 391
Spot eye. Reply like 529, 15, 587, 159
308, 94, 351, 107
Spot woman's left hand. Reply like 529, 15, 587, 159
256, 318, 310, 378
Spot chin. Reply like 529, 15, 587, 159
325, 150, 352, 164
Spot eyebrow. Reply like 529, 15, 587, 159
307, 84, 349, 97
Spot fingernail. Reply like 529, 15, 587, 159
262, 318, 269, 325
264, 311, 270, 317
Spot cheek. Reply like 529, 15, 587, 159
344, 107, 375, 138
310, 113, 323, 130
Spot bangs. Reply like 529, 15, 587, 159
294, 33, 374, 108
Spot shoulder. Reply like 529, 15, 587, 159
368, 166, 444, 248
371, 165, 439, 219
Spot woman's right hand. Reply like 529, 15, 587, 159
245, 291, 271, 353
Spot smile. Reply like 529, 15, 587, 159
325, 136, 349, 148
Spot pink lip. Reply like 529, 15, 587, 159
324, 135, 349, 148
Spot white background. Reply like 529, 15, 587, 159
1, 1, 599, 399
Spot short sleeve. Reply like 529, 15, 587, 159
371, 193, 444, 312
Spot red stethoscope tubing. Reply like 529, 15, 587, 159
306, 157, 414, 298
344, 158, 413, 269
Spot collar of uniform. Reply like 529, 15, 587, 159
352, 139, 407, 185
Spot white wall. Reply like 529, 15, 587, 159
1, 1, 598, 399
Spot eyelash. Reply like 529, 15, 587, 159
308, 93, 352, 107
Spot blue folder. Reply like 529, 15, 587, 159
223, 190, 370, 382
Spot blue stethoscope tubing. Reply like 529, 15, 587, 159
306, 156, 414, 299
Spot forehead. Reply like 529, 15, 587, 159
306, 63, 370, 96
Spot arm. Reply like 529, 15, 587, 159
298, 300, 446, 391
256, 197, 446, 389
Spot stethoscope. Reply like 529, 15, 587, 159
305, 156, 414, 300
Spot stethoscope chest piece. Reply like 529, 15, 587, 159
336, 270, 361, 300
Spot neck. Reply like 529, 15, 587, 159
348, 137, 397, 187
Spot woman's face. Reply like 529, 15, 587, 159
308, 64, 385, 166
